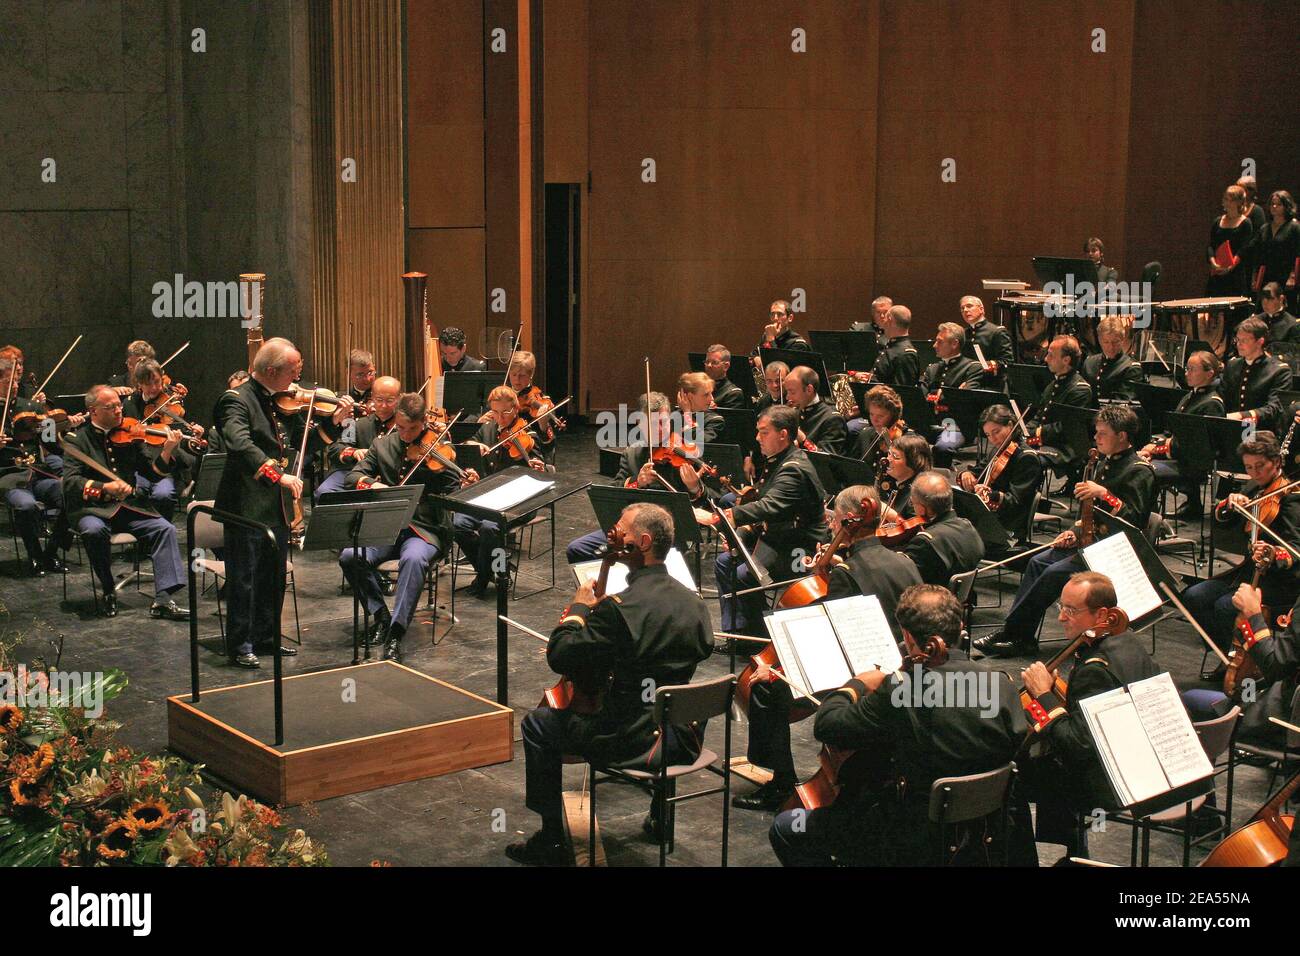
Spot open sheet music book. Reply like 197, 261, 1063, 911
1081, 533, 1163, 622
1077, 673, 1213, 810
571, 548, 696, 594
762, 595, 903, 701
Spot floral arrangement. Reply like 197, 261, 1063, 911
0, 621, 327, 867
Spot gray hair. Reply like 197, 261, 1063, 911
624, 502, 674, 560
937, 322, 966, 346
84, 384, 114, 410
911, 471, 952, 517
252, 337, 299, 376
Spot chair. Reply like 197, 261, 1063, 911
1144, 512, 1199, 574
1117, 706, 1241, 867
61, 529, 144, 612
1235, 686, 1300, 792
509, 503, 557, 599
587, 674, 736, 867
927, 762, 1018, 866
375, 550, 457, 641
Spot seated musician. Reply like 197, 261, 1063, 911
1, 356, 83, 575
1181, 432, 1299, 656
975, 404, 1154, 658
1138, 350, 1224, 520
782, 365, 846, 455
1025, 335, 1093, 474
868, 305, 921, 389
851, 384, 907, 463
344, 348, 376, 404
508, 349, 559, 464
958, 404, 1042, 550
856, 295, 892, 348
61, 385, 191, 620
1081, 315, 1144, 403
506, 503, 713, 866
1256, 283, 1300, 345
340, 391, 476, 661
109, 339, 156, 396
731, 484, 919, 812
123, 359, 202, 520
703, 344, 747, 409
958, 295, 1014, 391
439, 327, 488, 373
0, 345, 40, 399
314, 375, 400, 501
769, 585, 1025, 866
752, 299, 812, 361
899, 472, 985, 587
1015, 571, 1162, 862
566, 391, 679, 563
676, 372, 724, 445
880, 433, 931, 520
1223, 317, 1293, 432
454, 386, 548, 599
311, 350, 372, 456
1184, 585, 1300, 749
922, 321, 985, 455
753, 360, 788, 417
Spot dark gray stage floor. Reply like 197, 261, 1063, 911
0, 428, 1278, 867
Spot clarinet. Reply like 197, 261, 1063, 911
1281, 408, 1300, 475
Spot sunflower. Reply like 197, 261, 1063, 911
23, 743, 55, 781
95, 819, 136, 860
125, 798, 172, 832
0, 705, 21, 735
10, 775, 53, 808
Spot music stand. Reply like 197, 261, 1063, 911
697, 442, 746, 489
1164, 413, 1217, 477
809, 330, 878, 374
431, 465, 592, 703
192, 452, 226, 502
760, 346, 832, 399
936, 388, 1005, 440
886, 385, 936, 434
450, 441, 485, 477
807, 450, 875, 498
310, 486, 422, 664
449, 421, 480, 444
1205, 416, 1248, 475
952, 487, 1013, 555
587, 485, 706, 588
441, 371, 496, 418
1009, 363, 1052, 407
714, 406, 759, 458
1047, 402, 1098, 461
912, 338, 937, 371
1133, 383, 1185, 436
598, 446, 623, 479
1092, 514, 1182, 634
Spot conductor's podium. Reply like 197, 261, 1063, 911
168, 661, 513, 805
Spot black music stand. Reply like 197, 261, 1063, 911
1009, 363, 1052, 407
587, 485, 706, 588
697, 442, 746, 488
1097, 514, 1182, 633
1164, 412, 1218, 503
191, 452, 226, 502
451, 441, 485, 477
1133, 383, 1185, 436
431, 466, 591, 703
1205, 416, 1248, 475
687, 352, 759, 403
449, 421, 480, 444
598, 446, 623, 479
935, 388, 1005, 441
714, 406, 759, 458
952, 487, 1013, 555
760, 346, 832, 399
1046, 402, 1098, 463
441, 371, 496, 418
912, 338, 937, 371
310, 486, 422, 665
807, 450, 875, 498
888, 385, 936, 434
809, 330, 878, 374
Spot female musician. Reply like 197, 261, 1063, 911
1207, 184, 1255, 298
1181, 432, 1299, 656
1139, 350, 1225, 519
125, 359, 202, 520
1252, 191, 1299, 295
879, 433, 931, 520
507, 349, 559, 463
455, 385, 547, 598
958, 404, 1042, 548
851, 384, 907, 468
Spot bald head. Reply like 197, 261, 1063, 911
911, 471, 952, 520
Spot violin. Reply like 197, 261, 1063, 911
1019, 607, 1129, 741
651, 443, 717, 477
875, 513, 925, 548
10, 408, 73, 443
1224, 475, 1289, 697
718, 475, 758, 505
273, 383, 349, 418
497, 416, 537, 461
401, 420, 467, 481
107, 417, 206, 454
142, 375, 188, 419
520, 388, 566, 440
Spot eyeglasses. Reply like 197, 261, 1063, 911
770, 311, 787, 318
1056, 602, 1088, 618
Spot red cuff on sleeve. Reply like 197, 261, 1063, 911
1102, 492, 1120, 509
356, 476, 374, 491
340, 447, 357, 463
256, 460, 283, 484
1153, 441, 1170, 457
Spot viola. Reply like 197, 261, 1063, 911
986, 440, 1018, 489
876, 513, 925, 548
1077, 448, 1102, 547
521, 388, 566, 439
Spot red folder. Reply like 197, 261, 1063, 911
1252, 265, 1265, 291
1213, 240, 1238, 270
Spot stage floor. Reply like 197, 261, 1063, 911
0, 427, 1273, 866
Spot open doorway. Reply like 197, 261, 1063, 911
544, 183, 580, 417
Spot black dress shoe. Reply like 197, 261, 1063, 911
27, 558, 46, 577
149, 599, 190, 620
102, 593, 117, 618
731, 780, 795, 812
41, 554, 65, 574
505, 831, 570, 866
382, 626, 404, 664
972, 631, 1036, 659
230, 652, 261, 669
364, 614, 391, 647
642, 812, 666, 842
255, 642, 299, 657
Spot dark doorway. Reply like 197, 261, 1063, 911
543, 183, 580, 416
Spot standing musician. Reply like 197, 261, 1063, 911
783, 365, 847, 455
703, 344, 747, 409
851, 384, 908, 466
1016, 572, 1162, 862
508, 349, 561, 463
439, 327, 488, 373
1080, 315, 1145, 403
314, 375, 401, 501
866, 305, 921, 389
454, 385, 547, 599
1180, 432, 1299, 654
506, 504, 713, 866
1223, 317, 1293, 432
750, 299, 811, 375
899, 472, 985, 586
922, 322, 985, 456
685, 404, 828, 637
769, 586, 1025, 866
675, 372, 724, 445
958, 405, 1043, 550
61, 385, 190, 620
205, 370, 250, 454
215, 338, 338, 668
110, 340, 157, 396
958, 295, 1014, 390
975, 405, 1154, 658
878, 433, 931, 519
1024, 335, 1094, 473
1139, 350, 1224, 520
124, 359, 202, 520
1, 357, 82, 575
341, 391, 477, 661
754, 361, 788, 417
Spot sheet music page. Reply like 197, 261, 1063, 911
571, 548, 696, 594
1079, 689, 1168, 807
1082, 534, 1163, 621
822, 595, 903, 675
464, 473, 555, 512
763, 605, 848, 698
1128, 673, 1213, 789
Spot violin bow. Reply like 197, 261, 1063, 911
0, 363, 16, 436
1159, 582, 1231, 668
1240, 477, 1300, 508
480, 398, 571, 457
159, 341, 190, 370
138, 390, 184, 426
397, 410, 464, 485
502, 326, 522, 386
644, 356, 654, 454
32, 334, 83, 400
57, 438, 132, 487
1231, 502, 1300, 563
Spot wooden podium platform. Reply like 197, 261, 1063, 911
167, 661, 513, 805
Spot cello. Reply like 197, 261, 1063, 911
1200, 767, 1297, 867
1018, 606, 1129, 743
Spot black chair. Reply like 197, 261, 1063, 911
1235, 686, 1300, 793
587, 674, 736, 867
1140, 261, 1162, 298
927, 762, 1018, 866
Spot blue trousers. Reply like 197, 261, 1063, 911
716, 548, 774, 634
846, 417, 867, 436
78, 508, 185, 603
1003, 547, 1085, 643
1183, 688, 1228, 721
339, 528, 441, 630
770, 806, 840, 867
7, 475, 65, 560
565, 528, 607, 564
313, 468, 349, 502
452, 512, 504, 586
134, 474, 177, 521
223, 523, 290, 656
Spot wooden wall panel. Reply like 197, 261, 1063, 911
542, 0, 587, 183
407, 228, 488, 336
482, 0, 521, 361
